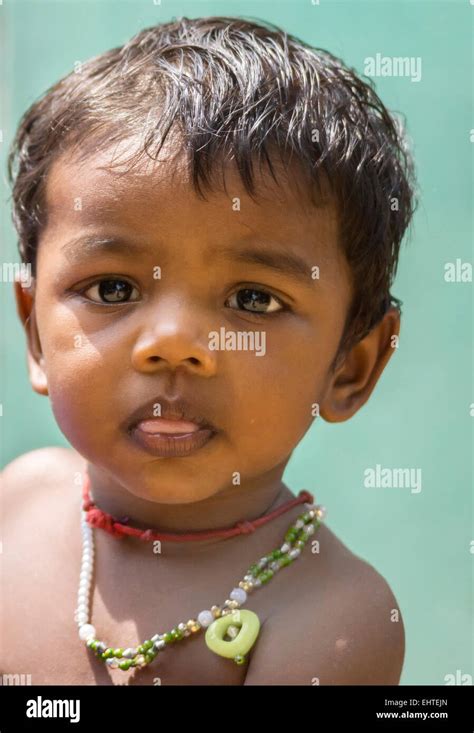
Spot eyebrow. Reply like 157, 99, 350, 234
60, 235, 314, 284
210, 243, 313, 283
60, 235, 149, 263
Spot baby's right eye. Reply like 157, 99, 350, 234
81, 278, 140, 304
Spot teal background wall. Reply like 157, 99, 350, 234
0, 0, 472, 685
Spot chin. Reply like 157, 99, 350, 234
127, 479, 220, 505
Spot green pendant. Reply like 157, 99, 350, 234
205, 609, 260, 664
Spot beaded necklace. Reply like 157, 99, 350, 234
76, 473, 326, 671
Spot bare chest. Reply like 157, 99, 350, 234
2, 460, 325, 686
2, 521, 314, 686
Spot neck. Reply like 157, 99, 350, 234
85, 460, 296, 557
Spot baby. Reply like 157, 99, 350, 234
1, 16, 417, 686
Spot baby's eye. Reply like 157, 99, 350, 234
225, 288, 284, 314
81, 279, 140, 304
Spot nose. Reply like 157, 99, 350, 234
130, 299, 217, 377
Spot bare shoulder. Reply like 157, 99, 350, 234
2, 446, 86, 498
244, 523, 405, 685
1, 446, 87, 550
2, 444, 85, 477
1, 447, 88, 679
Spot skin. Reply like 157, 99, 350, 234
4, 136, 404, 683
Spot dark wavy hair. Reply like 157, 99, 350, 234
7, 15, 418, 369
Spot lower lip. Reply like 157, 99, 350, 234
128, 421, 216, 458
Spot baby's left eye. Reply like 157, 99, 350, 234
225, 288, 284, 314
82, 279, 140, 304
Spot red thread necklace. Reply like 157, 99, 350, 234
81, 470, 314, 543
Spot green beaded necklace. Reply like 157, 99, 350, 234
77, 496, 325, 671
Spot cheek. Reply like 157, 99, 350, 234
37, 304, 120, 452
47, 355, 117, 460
38, 297, 120, 388
229, 347, 328, 469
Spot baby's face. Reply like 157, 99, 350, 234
27, 140, 353, 502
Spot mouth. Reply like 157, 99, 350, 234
124, 397, 218, 458
129, 424, 216, 458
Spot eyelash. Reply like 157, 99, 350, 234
75, 278, 288, 317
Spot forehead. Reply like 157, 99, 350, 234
47, 137, 328, 212
41, 136, 348, 281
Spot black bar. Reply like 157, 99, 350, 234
0, 684, 472, 731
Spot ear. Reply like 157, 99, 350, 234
320, 306, 400, 423
13, 278, 49, 396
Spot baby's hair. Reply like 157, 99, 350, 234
7, 15, 418, 369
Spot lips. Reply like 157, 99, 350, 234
123, 395, 218, 458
